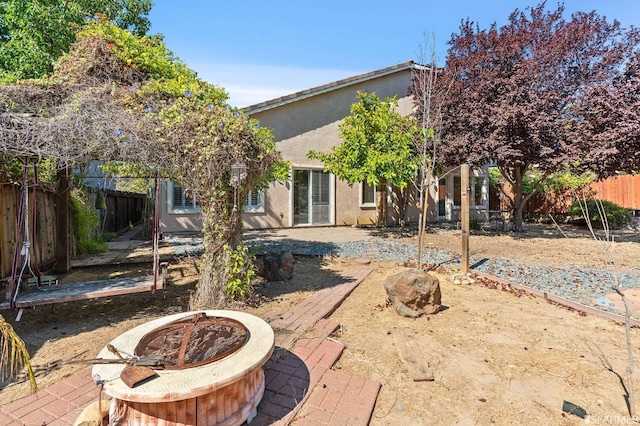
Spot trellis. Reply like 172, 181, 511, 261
0, 21, 282, 310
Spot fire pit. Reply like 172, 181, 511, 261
92, 310, 274, 426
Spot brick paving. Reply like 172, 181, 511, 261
0, 368, 98, 426
269, 266, 373, 333
0, 266, 378, 425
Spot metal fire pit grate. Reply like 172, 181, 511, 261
134, 312, 249, 370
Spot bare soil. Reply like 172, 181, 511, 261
2, 224, 640, 425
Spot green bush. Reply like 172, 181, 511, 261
469, 218, 482, 231
100, 232, 117, 242
70, 189, 108, 255
569, 199, 630, 228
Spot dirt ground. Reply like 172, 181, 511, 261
2, 224, 640, 425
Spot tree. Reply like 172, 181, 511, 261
570, 50, 640, 177
411, 32, 456, 267
0, 0, 152, 81
308, 91, 420, 227
0, 19, 287, 309
430, 2, 640, 231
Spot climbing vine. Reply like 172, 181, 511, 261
0, 18, 288, 308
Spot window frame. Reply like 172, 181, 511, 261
360, 181, 377, 208
167, 181, 200, 214
245, 189, 265, 213
452, 175, 487, 208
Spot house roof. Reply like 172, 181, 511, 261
241, 60, 418, 114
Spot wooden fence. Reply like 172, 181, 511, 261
589, 175, 640, 211
1, 184, 148, 279
0, 183, 57, 280
88, 188, 147, 234
489, 174, 640, 216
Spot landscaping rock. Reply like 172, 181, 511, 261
262, 251, 294, 281
384, 269, 441, 317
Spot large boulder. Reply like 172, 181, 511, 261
384, 269, 441, 317
262, 251, 294, 281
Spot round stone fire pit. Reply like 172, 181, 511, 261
92, 310, 274, 426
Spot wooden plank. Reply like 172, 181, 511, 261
392, 328, 434, 382
0, 276, 157, 309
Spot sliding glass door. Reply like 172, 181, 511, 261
293, 169, 332, 225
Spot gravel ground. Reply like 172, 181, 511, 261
165, 229, 640, 318
246, 236, 640, 316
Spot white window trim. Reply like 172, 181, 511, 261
452, 175, 488, 209
245, 189, 265, 213
167, 181, 200, 214
360, 182, 376, 208
288, 167, 335, 227
471, 176, 488, 208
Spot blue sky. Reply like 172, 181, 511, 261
149, 1, 640, 108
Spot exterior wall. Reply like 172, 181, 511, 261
157, 63, 488, 233
77, 160, 117, 190
158, 181, 203, 235
388, 182, 435, 226
335, 180, 375, 226
242, 180, 290, 229
243, 68, 418, 230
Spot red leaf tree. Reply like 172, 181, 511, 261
424, 2, 639, 231
570, 50, 640, 177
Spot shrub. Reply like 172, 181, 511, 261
569, 199, 630, 228
469, 218, 482, 231
70, 189, 108, 255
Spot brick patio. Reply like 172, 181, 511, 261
0, 266, 378, 425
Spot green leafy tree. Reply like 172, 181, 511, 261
0, 19, 288, 309
308, 91, 420, 226
0, 0, 152, 81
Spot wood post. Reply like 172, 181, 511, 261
55, 167, 71, 273
461, 164, 470, 274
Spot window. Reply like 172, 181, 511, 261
438, 178, 446, 216
453, 176, 486, 207
473, 177, 485, 206
167, 182, 200, 213
361, 182, 376, 207
453, 176, 461, 206
245, 189, 264, 212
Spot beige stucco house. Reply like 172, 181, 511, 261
159, 61, 489, 234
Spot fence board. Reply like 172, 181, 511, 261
1, 183, 147, 279
490, 174, 640, 216
590, 175, 640, 210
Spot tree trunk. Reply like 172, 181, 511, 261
510, 167, 526, 232
376, 179, 388, 227
189, 192, 245, 310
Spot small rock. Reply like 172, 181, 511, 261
355, 258, 371, 265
